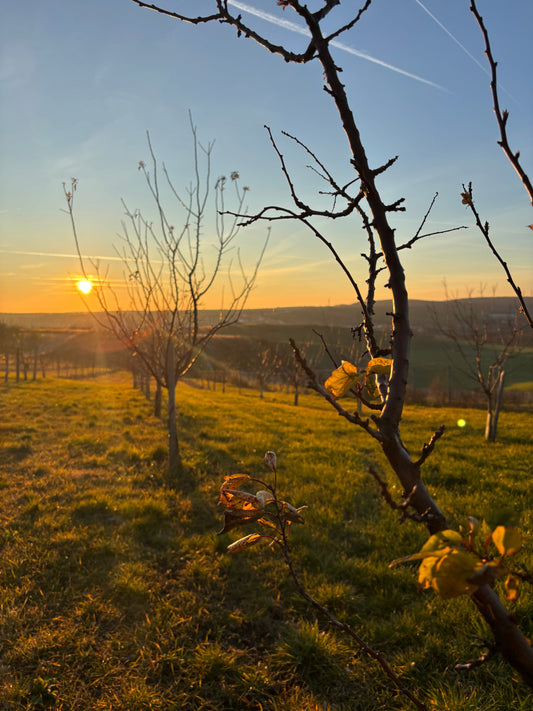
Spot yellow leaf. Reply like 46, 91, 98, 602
431, 550, 482, 599
227, 533, 264, 554
420, 530, 463, 554
366, 357, 392, 376
364, 375, 380, 400
491, 526, 523, 557
504, 574, 520, 602
418, 555, 441, 590
461, 191, 472, 206
466, 560, 505, 587
390, 530, 463, 568
324, 360, 361, 398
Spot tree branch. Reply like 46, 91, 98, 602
469, 0, 533, 204
461, 183, 533, 328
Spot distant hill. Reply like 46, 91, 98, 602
2, 297, 531, 336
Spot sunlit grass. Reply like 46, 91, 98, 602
0, 375, 531, 709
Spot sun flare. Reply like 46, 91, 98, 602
77, 279, 93, 295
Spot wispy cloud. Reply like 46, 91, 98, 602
227, 1, 448, 92
0, 249, 122, 262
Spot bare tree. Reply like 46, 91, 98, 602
64, 119, 267, 486
432, 288, 522, 441
0, 322, 19, 383
128, 0, 533, 684
252, 340, 283, 399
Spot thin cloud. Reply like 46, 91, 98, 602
228, 0, 448, 92
0, 249, 123, 262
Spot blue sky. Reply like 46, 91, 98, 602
1, 0, 532, 312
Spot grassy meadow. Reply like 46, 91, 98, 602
0, 375, 532, 710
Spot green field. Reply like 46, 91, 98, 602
1, 376, 532, 709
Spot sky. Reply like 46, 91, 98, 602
1, 0, 532, 313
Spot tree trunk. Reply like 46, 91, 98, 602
154, 381, 162, 418
484, 408, 494, 441
380, 431, 447, 535
488, 370, 505, 442
144, 374, 151, 400
472, 585, 533, 686
4, 352, 8, 383
33, 346, 38, 381
166, 343, 182, 485
16, 348, 21, 382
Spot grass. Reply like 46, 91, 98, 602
0, 374, 532, 710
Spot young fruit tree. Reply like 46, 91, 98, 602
431, 289, 523, 442
64, 120, 267, 486
129, 0, 533, 686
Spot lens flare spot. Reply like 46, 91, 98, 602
457, 418, 467, 428
77, 280, 93, 295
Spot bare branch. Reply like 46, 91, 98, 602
461, 183, 533, 328
415, 425, 445, 468
369, 467, 426, 524
469, 0, 533, 204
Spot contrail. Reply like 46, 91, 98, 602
413, 0, 487, 74
227, 0, 448, 91
413, 0, 516, 101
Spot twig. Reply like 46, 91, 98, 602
369, 467, 426, 523
455, 642, 496, 672
279, 524, 428, 710
415, 425, 445, 468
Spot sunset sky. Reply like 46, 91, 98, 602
1, 0, 532, 313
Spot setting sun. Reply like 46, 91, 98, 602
77, 279, 93, 295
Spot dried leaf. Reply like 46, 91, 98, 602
219, 488, 261, 510
218, 508, 263, 535
280, 501, 306, 524
227, 533, 264, 554
221, 474, 252, 490
256, 490, 275, 507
